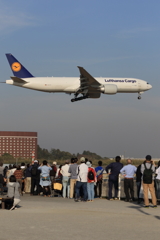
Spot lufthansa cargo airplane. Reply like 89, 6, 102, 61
5, 54, 152, 102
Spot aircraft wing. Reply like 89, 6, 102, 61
77, 66, 100, 86
77, 67, 101, 99
10, 76, 27, 84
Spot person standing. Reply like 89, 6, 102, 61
136, 164, 142, 203
86, 161, 97, 202
24, 164, 32, 193
61, 160, 71, 198
141, 155, 157, 208
68, 158, 78, 199
50, 162, 57, 183
38, 160, 52, 197
0, 162, 4, 195
3, 166, 8, 178
0, 162, 4, 175
14, 165, 23, 195
50, 161, 57, 196
30, 160, 41, 195
155, 161, 160, 200
54, 165, 63, 197
6, 165, 13, 183
0, 175, 4, 196
120, 159, 137, 202
75, 157, 88, 202
106, 156, 123, 200
10, 164, 17, 175
21, 163, 26, 194
95, 161, 104, 198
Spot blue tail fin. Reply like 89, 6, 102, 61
6, 53, 34, 78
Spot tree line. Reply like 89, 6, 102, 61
0, 146, 155, 167
0, 146, 109, 164
37, 145, 109, 161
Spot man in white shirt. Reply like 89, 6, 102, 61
61, 160, 71, 198
120, 159, 137, 202
75, 157, 88, 202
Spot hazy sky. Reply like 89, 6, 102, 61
0, 0, 160, 158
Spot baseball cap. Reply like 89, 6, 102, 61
80, 157, 85, 163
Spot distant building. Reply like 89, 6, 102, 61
0, 131, 37, 159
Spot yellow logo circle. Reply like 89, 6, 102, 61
11, 62, 21, 72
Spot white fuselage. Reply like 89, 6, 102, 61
6, 77, 152, 94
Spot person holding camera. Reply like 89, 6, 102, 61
38, 160, 52, 197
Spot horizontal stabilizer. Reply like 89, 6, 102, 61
11, 76, 27, 84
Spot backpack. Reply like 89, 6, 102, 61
143, 163, 153, 184
88, 169, 94, 181
31, 166, 38, 176
96, 168, 104, 182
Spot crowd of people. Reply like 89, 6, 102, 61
0, 154, 160, 210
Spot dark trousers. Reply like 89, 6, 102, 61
22, 179, 25, 192
108, 179, 118, 199
43, 186, 51, 196
124, 178, 134, 201
31, 177, 40, 195
155, 179, 160, 199
5, 198, 14, 209
0, 174, 4, 195
136, 182, 141, 200
75, 181, 87, 201
95, 180, 102, 198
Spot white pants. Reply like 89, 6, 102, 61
13, 198, 21, 207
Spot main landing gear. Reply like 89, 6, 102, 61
71, 95, 88, 102
138, 93, 141, 100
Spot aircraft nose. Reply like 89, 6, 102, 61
148, 84, 152, 89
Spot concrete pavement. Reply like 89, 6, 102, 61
0, 195, 160, 240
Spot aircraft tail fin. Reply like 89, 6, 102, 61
6, 53, 34, 78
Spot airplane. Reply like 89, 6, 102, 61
5, 54, 152, 102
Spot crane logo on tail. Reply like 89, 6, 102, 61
11, 62, 21, 72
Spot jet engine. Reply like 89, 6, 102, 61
101, 84, 117, 94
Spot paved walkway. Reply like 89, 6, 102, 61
1, 195, 160, 240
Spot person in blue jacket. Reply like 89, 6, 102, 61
106, 156, 123, 200
38, 160, 52, 197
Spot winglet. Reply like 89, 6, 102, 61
6, 53, 34, 78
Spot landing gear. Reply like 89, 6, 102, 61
137, 93, 141, 100
71, 95, 88, 102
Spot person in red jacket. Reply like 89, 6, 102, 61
86, 161, 97, 202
